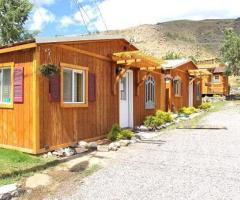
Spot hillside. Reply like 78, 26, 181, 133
103, 18, 240, 60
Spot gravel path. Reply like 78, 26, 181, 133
48, 101, 240, 200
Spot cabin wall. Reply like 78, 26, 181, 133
0, 49, 35, 152
38, 40, 163, 150
201, 73, 229, 96
133, 69, 165, 126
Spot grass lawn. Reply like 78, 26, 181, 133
0, 148, 58, 186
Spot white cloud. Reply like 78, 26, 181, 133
30, 0, 55, 6
30, 7, 55, 31
93, 0, 240, 30
60, 16, 75, 27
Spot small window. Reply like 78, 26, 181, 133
61, 63, 88, 107
173, 77, 181, 96
145, 75, 155, 109
63, 68, 85, 103
0, 67, 12, 105
212, 75, 220, 83
196, 82, 201, 100
120, 76, 127, 100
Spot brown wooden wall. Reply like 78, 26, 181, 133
201, 74, 229, 96
0, 49, 34, 152
38, 40, 165, 150
133, 69, 165, 126
167, 62, 201, 111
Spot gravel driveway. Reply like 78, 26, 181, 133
47, 101, 240, 200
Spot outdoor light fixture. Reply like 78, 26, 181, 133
116, 65, 124, 75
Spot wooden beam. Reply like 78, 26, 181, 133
54, 44, 112, 62
32, 46, 40, 154
116, 59, 141, 65
0, 43, 36, 54
113, 66, 130, 95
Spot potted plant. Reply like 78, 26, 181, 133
40, 64, 59, 78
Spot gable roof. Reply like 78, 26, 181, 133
213, 67, 225, 74
161, 59, 193, 69
0, 35, 138, 51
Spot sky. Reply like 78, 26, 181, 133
27, 0, 240, 37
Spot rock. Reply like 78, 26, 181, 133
78, 141, 88, 148
70, 143, 78, 148
114, 142, 120, 148
135, 134, 142, 140
75, 147, 88, 154
108, 143, 119, 151
119, 140, 130, 147
130, 139, 136, 144
97, 145, 109, 152
52, 149, 64, 157
0, 184, 18, 200
64, 147, 75, 157
87, 142, 98, 150
47, 152, 53, 157
25, 174, 53, 189
139, 125, 149, 132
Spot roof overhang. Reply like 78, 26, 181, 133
188, 69, 212, 76
112, 51, 163, 71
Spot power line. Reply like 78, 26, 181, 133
93, 0, 108, 32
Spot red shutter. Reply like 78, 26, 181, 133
14, 66, 24, 103
49, 74, 60, 102
89, 73, 96, 102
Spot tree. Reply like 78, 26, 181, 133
162, 51, 183, 60
220, 29, 240, 76
0, 0, 34, 45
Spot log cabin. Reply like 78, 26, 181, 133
199, 66, 229, 96
0, 36, 166, 154
162, 59, 207, 112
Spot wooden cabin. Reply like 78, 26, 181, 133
0, 36, 166, 154
199, 66, 229, 96
162, 59, 204, 111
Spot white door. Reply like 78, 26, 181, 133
119, 70, 133, 128
189, 82, 193, 107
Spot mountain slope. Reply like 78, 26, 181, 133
104, 18, 240, 60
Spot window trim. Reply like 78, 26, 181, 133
212, 75, 220, 84
173, 76, 182, 97
0, 62, 14, 109
145, 75, 155, 109
60, 63, 89, 108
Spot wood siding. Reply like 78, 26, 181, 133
38, 40, 165, 151
201, 74, 229, 96
166, 62, 201, 111
0, 49, 34, 152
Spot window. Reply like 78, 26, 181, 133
212, 75, 220, 83
61, 63, 88, 107
196, 81, 201, 100
145, 75, 155, 109
0, 63, 13, 108
120, 76, 127, 100
173, 76, 181, 96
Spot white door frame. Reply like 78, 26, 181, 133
119, 70, 134, 128
189, 81, 193, 107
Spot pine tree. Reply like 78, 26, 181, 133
0, 0, 34, 45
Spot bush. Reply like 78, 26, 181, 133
107, 124, 134, 141
155, 110, 173, 122
144, 110, 173, 128
198, 102, 212, 110
179, 107, 198, 115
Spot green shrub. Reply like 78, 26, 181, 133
107, 124, 121, 141
198, 102, 212, 110
117, 129, 133, 140
179, 107, 198, 115
144, 110, 173, 128
155, 110, 173, 123
107, 124, 134, 141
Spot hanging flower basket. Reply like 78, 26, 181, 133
40, 64, 60, 78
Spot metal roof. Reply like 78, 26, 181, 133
161, 59, 192, 69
